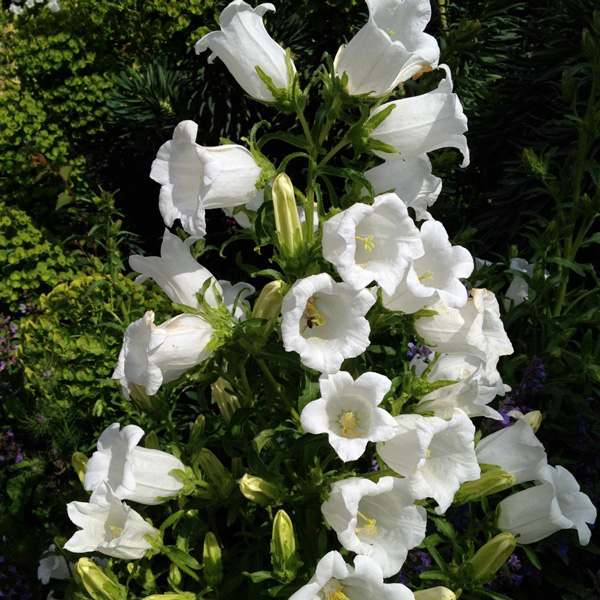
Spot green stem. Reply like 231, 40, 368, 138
319, 136, 349, 168
255, 357, 300, 421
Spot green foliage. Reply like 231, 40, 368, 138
0, 203, 79, 313
14, 272, 172, 457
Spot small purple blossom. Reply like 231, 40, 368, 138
407, 342, 432, 360
0, 430, 23, 465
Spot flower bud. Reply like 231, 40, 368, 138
239, 474, 281, 506
581, 28, 598, 62
466, 533, 517, 583
129, 382, 165, 416
203, 532, 223, 587
524, 410, 542, 433
454, 469, 515, 504
270, 510, 300, 583
71, 452, 88, 486
252, 280, 285, 333
414, 587, 457, 600
272, 173, 302, 256
198, 448, 235, 500
187, 414, 206, 456
211, 377, 241, 423
74, 558, 126, 600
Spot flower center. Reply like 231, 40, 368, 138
339, 411, 360, 438
301, 297, 326, 334
109, 525, 124, 540
418, 270, 434, 282
355, 234, 375, 252
355, 510, 378, 536
426, 448, 432, 459
328, 589, 351, 600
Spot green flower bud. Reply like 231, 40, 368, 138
203, 532, 223, 586
168, 564, 182, 587
414, 587, 457, 600
198, 449, 235, 500
581, 28, 598, 61
252, 280, 285, 332
454, 469, 515, 504
271, 510, 301, 583
272, 173, 303, 256
188, 414, 206, 456
524, 410, 542, 433
74, 558, 126, 600
71, 452, 88, 486
466, 533, 517, 583
129, 383, 165, 416
239, 473, 281, 506
211, 377, 241, 424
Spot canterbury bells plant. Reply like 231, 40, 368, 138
55, 1, 596, 599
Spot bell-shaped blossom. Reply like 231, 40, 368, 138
84, 423, 185, 505
289, 551, 414, 600
280, 273, 376, 373
383, 219, 473, 313
369, 65, 469, 167
151, 120, 263, 237
129, 229, 220, 309
150, 120, 206, 237
334, 0, 439, 97
416, 354, 505, 420
321, 476, 427, 577
322, 192, 424, 295
476, 412, 547, 484
218, 280, 255, 322
38, 545, 71, 585
64, 482, 157, 559
195, 0, 295, 102
112, 311, 213, 399
504, 258, 534, 308
198, 143, 263, 210
377, 408, 480, 513
415, 289, 514, 379
364, 155, 442, 220
497, 465, 597, 545
300, 371, 398, 461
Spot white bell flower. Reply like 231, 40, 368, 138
321, 476, 427, 577
300, 370, 398, 462
377, 408, 480, 514
382, 220, 473, 314
64, 482, 157, 559
218, 279, 255, 322
416, 354, 505, 420
112, 311, 213, 399
504, 258, 548, 310
497, 464, 597, 545
129, 229, 220, 309
151, 120, 263, 237
476, 412, 547, 484
198, 143, 263, 210
322, 192, 424, 295
38, 545, 71, 585
415, 289, 514, 379
150, 120, 206, 237
369, 65, 469, 167
280, 273, 376, 373
195, 0, 295, 103
334, 0, 439, 97
83, 423, 185, 505
289, 551, 415, 600
364, 155, 442, 220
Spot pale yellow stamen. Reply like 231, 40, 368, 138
426, 448, 431, 459
418, 270, 434, 282
412, 64, 434, 81
329, 588, 351, 600
355, 234, 375, 252
109, 525, 124, 540
387, 28, 396, 36
340, 411, 360, 438
355, 511, 378, 536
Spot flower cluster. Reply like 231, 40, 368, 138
8, 0, 59, 15
55, 0, 597, 598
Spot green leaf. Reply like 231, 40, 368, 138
164, 546, 202, 570
55, 191, 72, 210
160, 510, 185, 531
244, 571, 274, 583
546, 257, 586, 276
521, 544, 542, 569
